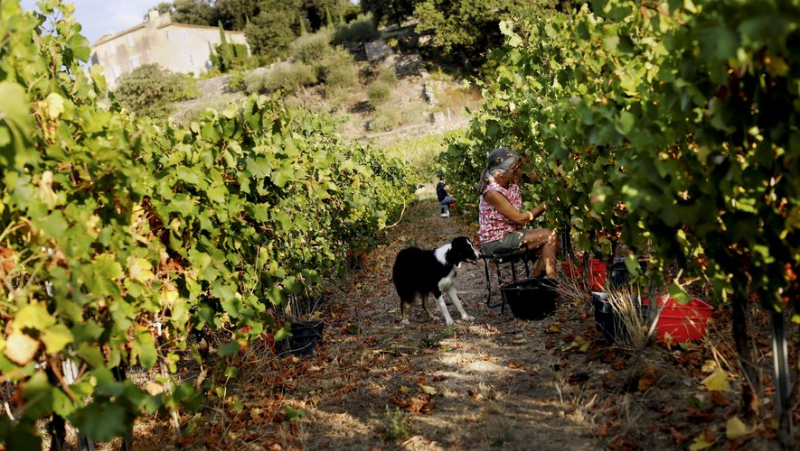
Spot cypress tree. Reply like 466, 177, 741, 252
217, 21, 234, 72
218, 21, 227, 46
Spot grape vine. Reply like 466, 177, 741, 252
439, 0, 800, 431
0, 0, 413, 445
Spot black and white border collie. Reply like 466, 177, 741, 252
392, 236, 481, 325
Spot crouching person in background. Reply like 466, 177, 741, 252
436, 178, 455, 217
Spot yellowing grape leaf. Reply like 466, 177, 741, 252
765, 55, 790, 77
700, 368, 731, 391
160, 288, 179, 305
145, 381, 165, 396
85, 214, 100, 239
575, 336, 591, 352
14, 304, 57, 333
419, 384, 437, 395
41, 324, 74, 355
726, 416, 753, 439
38, 171, 58, 208
4, 332, 39, 365
701, 360, 717, 373
688, 434, 714, 451
43, 93, 64, 119
128, 257, 154, 282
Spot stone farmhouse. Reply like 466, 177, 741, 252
90, 9, 248, 88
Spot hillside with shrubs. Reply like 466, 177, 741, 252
113, 13, 482, 149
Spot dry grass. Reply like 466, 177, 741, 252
436, 85, 482, 114
566, 393, 598, 428
614, 393, 647, 437
555, 263, 592, 302
550, 363, 598, 433
606, 289, 652, 350
232, 337, 282, 390
700, 333, 737, 379
605, 287, 671, 351
380, 131, 455, 182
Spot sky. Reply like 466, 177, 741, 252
20, 0, 158, 46
19, 1, 362, 47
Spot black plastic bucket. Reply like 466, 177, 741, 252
501, 278, 558, 320
279, 321, 324, 356
592, 292, 619, 340
592, 292, 648, 341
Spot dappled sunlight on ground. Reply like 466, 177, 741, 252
131, 199, 782, 450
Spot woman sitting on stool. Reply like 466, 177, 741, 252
477, 148, 558, 278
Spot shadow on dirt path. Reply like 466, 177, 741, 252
131, 199, 786, 451
289, 200, 598, 450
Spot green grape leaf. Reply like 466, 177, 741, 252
617, 111, 635, 135
669, 281, 691, 305
34, 211, 69, 238
90, 65, 107, 93
133, 327, 157, 369
73, 402, 129, 441
77, 343, 106, 368
698, 27, 739, 61
0, 82, 35, 166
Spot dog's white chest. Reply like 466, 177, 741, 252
438, 267, 457, 290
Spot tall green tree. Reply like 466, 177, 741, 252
414, 0, 563, 68
244, 9, 299, 58
172, 0, 217, 25
216, 0, 260, 30
303, 0, 348, 30
361, 0, 421, 27
211, 21, 249, 71
149, 0, 217, 26
154, 2, 172, 14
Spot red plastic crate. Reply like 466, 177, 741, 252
644, 296, 713, 342
561, 260, 581, 279
561, 259, 607, 291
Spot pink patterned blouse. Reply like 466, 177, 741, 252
479, 182, 522, 243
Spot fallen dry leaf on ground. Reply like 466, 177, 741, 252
726, 416, 754, 440
700, 368, 731, 392
637, 365, 658, 391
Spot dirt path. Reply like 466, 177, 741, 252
134, 199, 784, 450
276, 201, 598, 450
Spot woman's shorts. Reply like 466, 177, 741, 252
481, 230, 527, 257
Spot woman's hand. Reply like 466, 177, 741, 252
522, 172, 537, 184
528, 203, 547, 221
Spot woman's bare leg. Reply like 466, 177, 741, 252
522, 229, 559, 278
